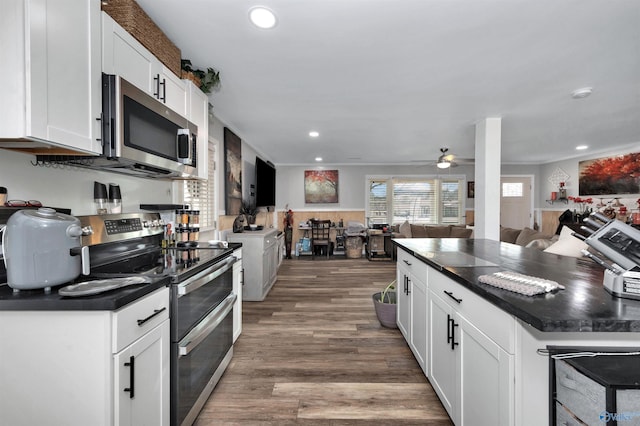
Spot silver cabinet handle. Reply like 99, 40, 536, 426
178, 293, 236, 357
178, 256, 237, 296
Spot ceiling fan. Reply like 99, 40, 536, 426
413, 148, 474, 169
436, 148, 456, 169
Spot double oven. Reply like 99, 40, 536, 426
76, 212, 240, 426
167, 246, 238, 426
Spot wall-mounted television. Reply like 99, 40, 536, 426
255, 157, 276, 207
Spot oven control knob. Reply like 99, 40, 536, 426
152, 220, 160, 228
142, 220, 149, 228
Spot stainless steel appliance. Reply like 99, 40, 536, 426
2, 207, 90, 290
580, 213, 640, 300
35, 74, 199, 179
76, 213, 239, 426
1, 212, 239, 426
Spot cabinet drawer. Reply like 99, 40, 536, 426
555, 360, 605, 424
112, 287, 170, 353
397, 249, 428, 283
429, 271, 515, 353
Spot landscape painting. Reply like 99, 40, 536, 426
578, 152, 640, 195
304, 170, 339, 204
224, 127, 243, 215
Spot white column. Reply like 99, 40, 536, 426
474, 118, 501, 241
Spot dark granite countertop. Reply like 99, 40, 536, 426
393, 238, 640, 333
0, 277, 170, 311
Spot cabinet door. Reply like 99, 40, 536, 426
102, 13, 186, 113
410, 275, 428, 374
114, 320, 170, 426
232, 250, 243, 342
396, 268, 411, 340
457, 314, 514, 426
186, 81, 209, 179
1, 0, 102, 153
102, 13, 156, 94
429, 290, 457, 421
160, 65, 187, 116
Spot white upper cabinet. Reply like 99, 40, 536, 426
102, 12, 186, 117
186, 81, 209, 179
0, 0, 102, 154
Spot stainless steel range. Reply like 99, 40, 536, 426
76, 212, 240, 426
0, 211, 240, 425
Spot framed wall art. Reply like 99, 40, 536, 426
304, 170, 339, 204
224, 127, 243, 215
578, 152, 640, 195
467, 181, 475, 198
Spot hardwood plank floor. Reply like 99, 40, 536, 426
195, 257, 453, 425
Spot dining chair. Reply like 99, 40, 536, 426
310, 219, 331, 259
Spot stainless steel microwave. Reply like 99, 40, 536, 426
99, 73, 198, 178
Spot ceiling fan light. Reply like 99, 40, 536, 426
437, 159, 451, 169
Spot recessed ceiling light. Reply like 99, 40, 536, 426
571, 87, 593, 99
249, 6, 277, 29
315, 157, 323, 162
309, 131, 319, 138
576, 145, 589, 150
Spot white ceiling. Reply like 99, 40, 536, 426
136, 0, 640, 166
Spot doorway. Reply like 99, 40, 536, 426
500, 176, 533, 229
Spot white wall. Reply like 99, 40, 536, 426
538, 143, 640, 211
209, 116, 260, 216
0, 150, 172, 215
275, 164, 477, 211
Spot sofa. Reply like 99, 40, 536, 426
499, 226, 556, 248
393, 222, 474, 239
392, 221, 587, 258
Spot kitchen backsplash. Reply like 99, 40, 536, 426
0, 150, 173, 216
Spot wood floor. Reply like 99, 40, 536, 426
195, 257, 452, 425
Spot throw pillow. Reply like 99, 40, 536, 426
525, 237, 557, 250
450, 226, 473, 238
544, 226, 588, 258
425, 226, 451, 238
500, 226, 521, 244
398, 220, 412, 238
410, 224, 428, 238
515, 227, 552, 247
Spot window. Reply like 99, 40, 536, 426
366, 176, 465, 225
183, 143, 216, 228
502, 182, 523, 197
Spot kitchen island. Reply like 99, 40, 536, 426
393, 238, 640, 426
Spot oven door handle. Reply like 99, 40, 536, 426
178, 292, 237, 357
177, 255, 238, 296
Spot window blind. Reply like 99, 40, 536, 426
366, 175, 465, 225
368, 179, 388, 224
183, 144, 215, 228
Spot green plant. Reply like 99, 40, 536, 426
240, 199, 258, 215
378, 279, 397, 304
181, 59, 221, 94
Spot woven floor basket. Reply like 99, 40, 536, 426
102, 0, 181, 76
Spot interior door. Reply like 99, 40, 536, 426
500, 177, 532, 229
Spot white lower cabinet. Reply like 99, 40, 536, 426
396, 248, 515, 426
428, 272, 514, 426
227, 229, 279, 301
114, 321, 169, 426
428, 291, 457, 418
0, 287, 170, 426
396, 249, 428, 374
232, 248, 243, 342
